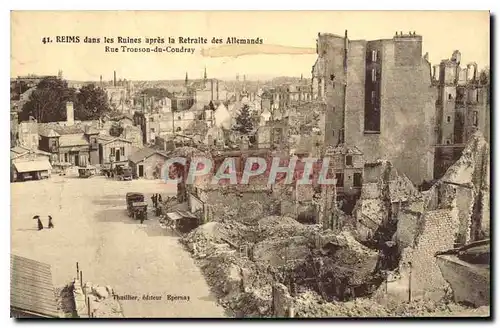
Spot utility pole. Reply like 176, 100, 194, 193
408, 261, 413, 302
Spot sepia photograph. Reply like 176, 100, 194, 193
9, 10, 491, 319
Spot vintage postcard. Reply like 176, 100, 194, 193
10, 11, 490, 319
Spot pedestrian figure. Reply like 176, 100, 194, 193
33, 215, 43, 231
151, 195, 155, 208
140, 213, 145, 224
158, 194, 162, 204
48, 215, 54, 229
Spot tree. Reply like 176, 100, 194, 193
232, 104, 254, 134
109, 123, 124, 137
20, 78, 76, 123
141, 88, 173, 99
10, 80, 31, 100
75, 84, 111, 121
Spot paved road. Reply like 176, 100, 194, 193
11, 175, 225, 318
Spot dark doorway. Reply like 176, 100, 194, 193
353, 172, 362, 187
138, 164, 144, 177
73, 153, 80, 167
115, 149, 121, 162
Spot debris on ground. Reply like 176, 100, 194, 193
294, 290, 490, 317
73, 281, 124, 318
182, 208, 490, 318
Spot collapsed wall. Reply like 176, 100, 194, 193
353, 160, 421, 244
385, 132, 490, 302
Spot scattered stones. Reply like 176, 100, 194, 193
93, 286, 109, 299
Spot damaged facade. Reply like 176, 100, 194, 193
432, 51, 491, 179
312, 31, 436, 185
383, 132, 490, 302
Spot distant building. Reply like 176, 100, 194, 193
38, 102, 100, 166
18, 118, 39, 150
432, 51, 491, 179
128, 147, 170, 179
10, 146, 52, 181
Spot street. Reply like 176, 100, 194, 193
11, 175, 226, 318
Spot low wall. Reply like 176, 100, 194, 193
72, 279, 89, 318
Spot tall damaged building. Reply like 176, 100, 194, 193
432, 51, 491, 179
312, 31, 436, 185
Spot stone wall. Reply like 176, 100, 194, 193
361, 182, 381, 199
403, 209, 459, 300
201, 189, 276, 225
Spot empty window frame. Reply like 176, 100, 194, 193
345, 155, 353, 166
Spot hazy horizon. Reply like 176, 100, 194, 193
11, 11, 490, 81
11, 73, 309, 83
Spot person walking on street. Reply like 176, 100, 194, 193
158, 194, 162, 204
33, 215, 43, 231
151, 195, 156, 208
48, 215, 54, 229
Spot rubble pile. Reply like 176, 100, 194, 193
182, 220, 276, 317
294, 290, 490, 317
289, 230, 381, 301
81, 282, 124, 318
183, 216, 388, 316
197, 250, 275, 317
257, 216, 319, 238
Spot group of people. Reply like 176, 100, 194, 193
33, 215, 54, 231
151, 193, 162, 208
151, 193, 163, 217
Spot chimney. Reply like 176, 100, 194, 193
211, 79, 214, 101
114, 71, 117, 87
66, 102, 74, 126
216, 80, 219, 101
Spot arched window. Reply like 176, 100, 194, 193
176, 127, 182, 132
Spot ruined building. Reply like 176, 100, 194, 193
311, 31, 436, 185
432, 51, 490, 179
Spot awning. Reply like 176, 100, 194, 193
166, 211, 197, 221
14, 160, 52, 173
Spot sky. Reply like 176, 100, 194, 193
11, 11, 490, 81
